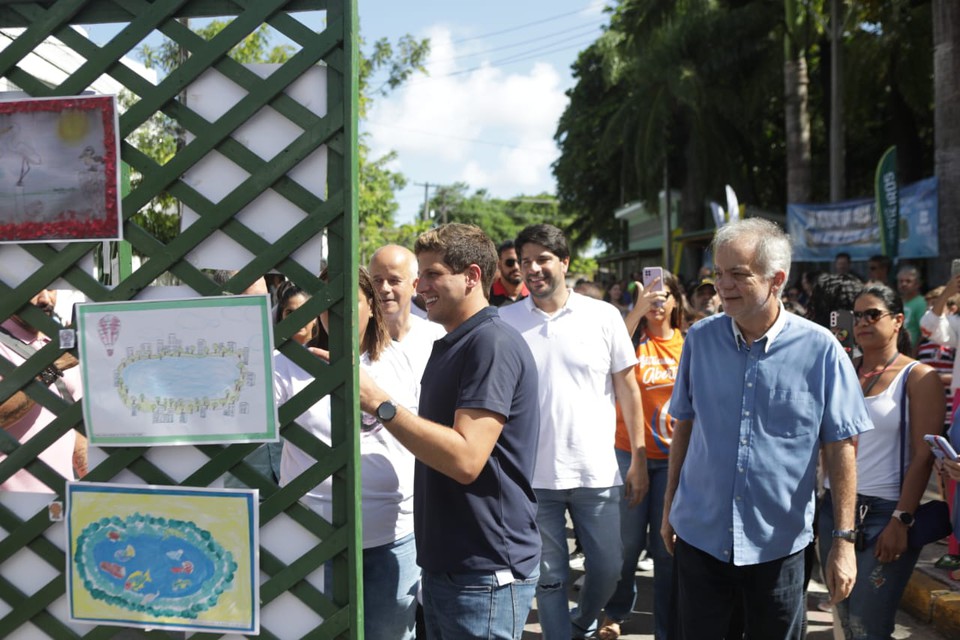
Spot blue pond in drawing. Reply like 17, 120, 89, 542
75, 514, 236, 619
114, 342, 250, 416
122, 357, 239, 400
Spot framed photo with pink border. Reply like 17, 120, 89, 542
0, 95, 121, 243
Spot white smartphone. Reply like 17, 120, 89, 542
924, 434, 959, 461
642, 267, 664, 292
952, 258, 960, 278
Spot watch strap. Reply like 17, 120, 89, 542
832, 529, 857, 542
891, 509, 914, 527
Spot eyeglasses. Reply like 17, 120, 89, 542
503, 259, 518, 267
852, 309, 893, 323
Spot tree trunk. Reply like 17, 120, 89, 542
784, 55, 812, 204
933, 0, 960, 284
784, 0, 811, 205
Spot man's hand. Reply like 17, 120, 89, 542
623, 457, 649, 507
661, 504, 676, 555
825, 540, 857, 604
53, 352, 78, 371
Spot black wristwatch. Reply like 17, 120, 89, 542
892, 510, 915, 527
375, 400, 397, 423
832, 529, 857, 543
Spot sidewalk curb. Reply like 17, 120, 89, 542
902, 569, 960, 638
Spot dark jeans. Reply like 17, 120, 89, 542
673, 538, 805, 640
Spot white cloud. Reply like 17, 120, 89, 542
365, 25, 570, 201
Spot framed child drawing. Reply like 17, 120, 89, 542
0, 95, 121, 242
65, 482, 259, 633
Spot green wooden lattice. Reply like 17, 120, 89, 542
0, 0, 361, 637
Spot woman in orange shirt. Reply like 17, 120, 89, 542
599, 271, 686, 640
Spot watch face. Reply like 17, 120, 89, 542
900, 512, 914, 526
377, 401, 397, 422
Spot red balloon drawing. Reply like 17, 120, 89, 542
97, 315, 121, 356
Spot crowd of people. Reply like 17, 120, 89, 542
3, 218, 960, 640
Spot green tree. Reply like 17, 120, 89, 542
426, 183, 571, 247
555, 0, 784, 262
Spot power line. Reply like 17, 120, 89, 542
439, 21, 604, 63
451, 8, 594, 44
440, 35, 599, 77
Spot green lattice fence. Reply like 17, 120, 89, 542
0, 1, 361, 637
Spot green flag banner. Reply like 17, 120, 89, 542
875, 145, 899, 258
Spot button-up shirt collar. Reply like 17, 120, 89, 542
730, 301, 787, 353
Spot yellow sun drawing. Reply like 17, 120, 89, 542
58, 109, 90, 144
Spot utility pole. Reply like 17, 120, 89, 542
413, 181, 433, 221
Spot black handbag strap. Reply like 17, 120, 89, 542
898, 361, 919, 491
0, 327, 74, 403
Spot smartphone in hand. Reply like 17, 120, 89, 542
643, 267, 665, 308
830, 310, 855, 360
642, 267, 664, 292
925, 434, 959, 461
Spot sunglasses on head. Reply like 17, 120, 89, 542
503, 259, 519, 267
853, 309, 892, 323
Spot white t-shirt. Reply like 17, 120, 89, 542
499, 291, 638, 490
396, 314, 445, 396
275, 344, 418, 548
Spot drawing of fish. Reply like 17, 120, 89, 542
166, 549, 183, 561
99, 561, 126, 579
141, 592, 159, 604
171, 560, 193, 575
114, 544, 135, 561
124, 570, 152, 592
172, 578, 191, 591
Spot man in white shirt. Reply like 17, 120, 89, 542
499, 224, 648, 639
370, 245, 445, 385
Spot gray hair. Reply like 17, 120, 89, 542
712, 218, 792, 290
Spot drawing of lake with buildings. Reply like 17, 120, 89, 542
77, 296, 278, 446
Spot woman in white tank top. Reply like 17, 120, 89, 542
819, 283, 945, 640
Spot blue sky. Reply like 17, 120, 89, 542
359, 0, 609, 223
85, 1, 610, 224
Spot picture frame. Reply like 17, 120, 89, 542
76, 295, 279, 446
0, 95, 121, 243
65, 482, 259, 633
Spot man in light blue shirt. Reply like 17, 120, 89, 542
662, 218, 872, 639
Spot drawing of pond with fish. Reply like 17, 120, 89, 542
66, 482, 259, 633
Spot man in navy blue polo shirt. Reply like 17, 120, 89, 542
662, 218, 872, 639
359, 223, 541, 640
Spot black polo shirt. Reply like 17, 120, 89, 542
414, 306, 541, 578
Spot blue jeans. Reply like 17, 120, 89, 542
421, 568, 538, 639
674, 537, 805, 640
605, 452, 672, 640
818, 492, 921, 640
535, 486, 623, 639
363, 533, 419, 640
